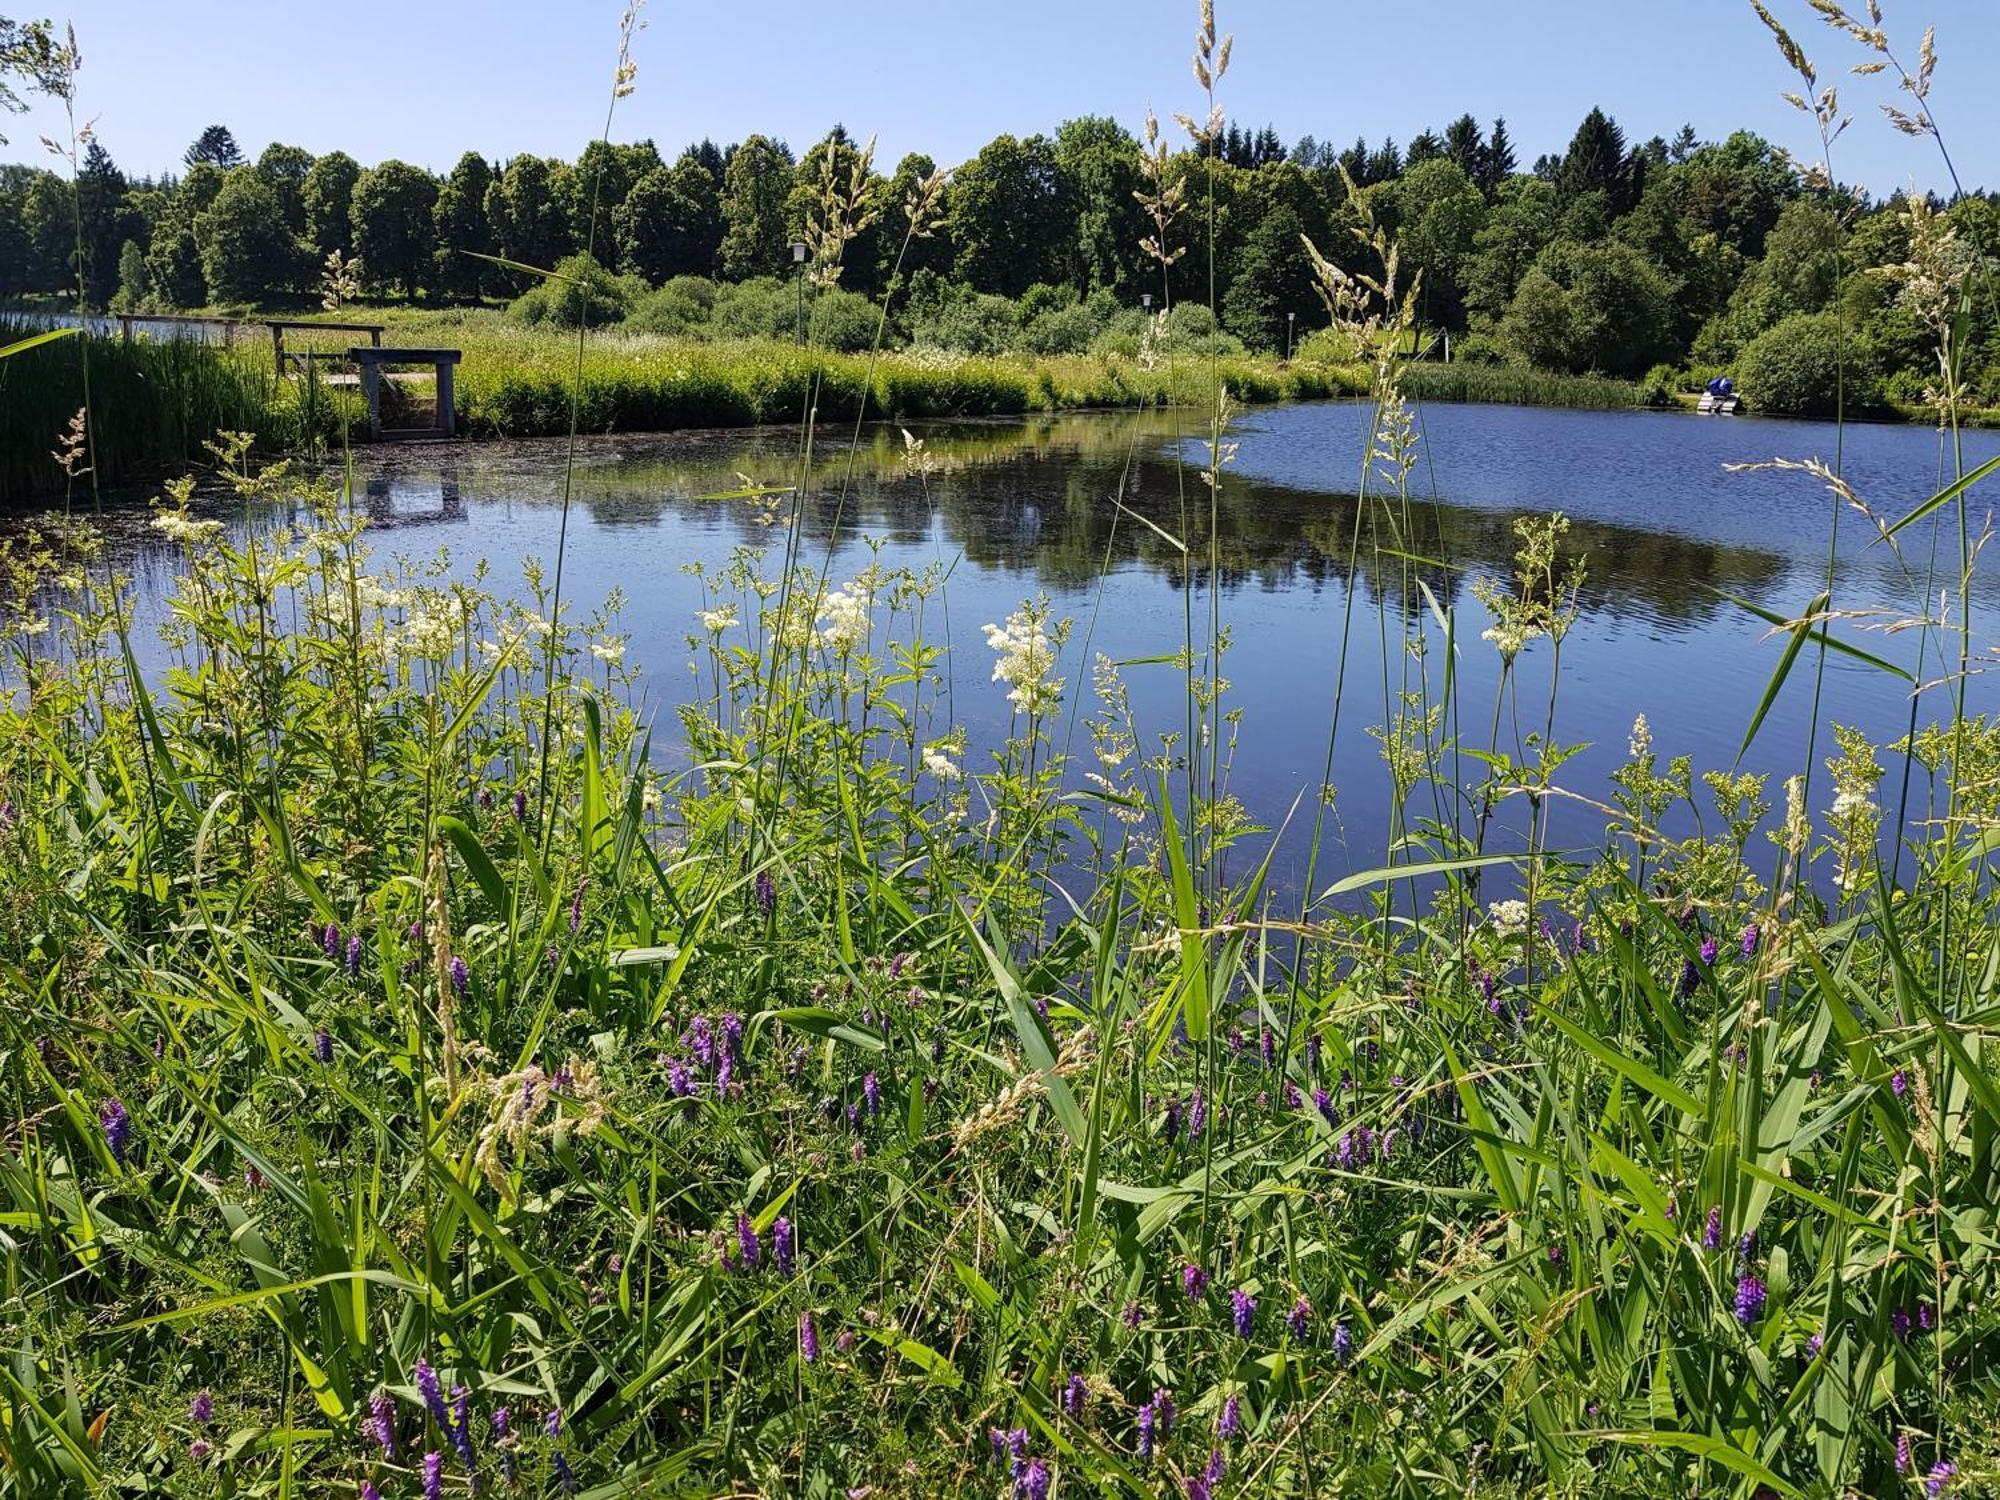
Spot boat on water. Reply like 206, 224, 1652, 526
1697, 375, 1741, 414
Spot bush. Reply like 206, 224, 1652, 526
506, 253, 643, 329
1737, 311, 1880, 416
1449, 330, 1507, 366
912, 293, 1020, 355
711, 278, 798, 340
1019, 302, 1103, 356
807, 289, 881, 353
628, 275, 719, 336
1638, 363, 1679, 408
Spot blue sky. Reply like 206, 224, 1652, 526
5, 0, 1994, 195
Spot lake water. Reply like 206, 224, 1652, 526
62, 400, 2000, 894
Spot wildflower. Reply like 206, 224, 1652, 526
323, 921, 341, 960
736, 1211, 760, 1269
1703, 1207, 1722, 1250
799, 1311, 819, 1362
1738, 1230, 1756, 1263
862, 1072, 881, 1116
1893, 1071, 1908, 1100
668, 1058, 692, 1096
1333, 1322, 1353, 1364
1230, 1288, 1256, 1339
1121, 1301, 1145, 1328
1893, 1307, 1913, 1341
1929, 1460, 1956, 1496
922, 747, 962, 782
513, 788, 528, 822
1186, 1476, 1211, 1500
1136, 1401, 1156, 1462
189, 1439, 213, 1461
1182, 1263, 1210, 1300
1806, 1331, 1824, 1358
1287, 1295, 1312, 1340
1919, 1302, 1934, 1333
1741, 923, 1760, 959
1312, 1086, 1335, 1125
1487, 898, 1529, 936
1187, 1089, 1207, 1140
1152, 1389, 1176, 1435
698, 604, 737, 633
1218, 1394, 1242, 1439
773, 1216, 795, 1276
982, 602, 1066, 714
1734, 1274, 1767, 1325
1062, 1373, 1087, 1418
190, 1390, 213, 1426
1260, 1028, 1275, 1067
101, 1099, 131, 1164
314, 1028, 334, 1064
554, 1450, 577, 1492
415, 1358, 449, 1429
1898, 1435, 1913, 1473
423, 1451, 444, 1500
1021, 1458, 1051, 1500
345, 934, 364, 978
360, 1483, 381, 1500
449, 956, 469, 996
1700, 938, 1719, 967
755, 869, 776, 918
545, 1407, 562, 1440
569, 879, 587, 932
449, 1385, 476, 1468
1679, 958, 1701, 997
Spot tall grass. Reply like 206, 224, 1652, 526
2, 3, 1998, 1498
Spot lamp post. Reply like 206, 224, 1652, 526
790, 241, 809, 347
1141, 291, 1154, 320
1286, 310, 1295, 362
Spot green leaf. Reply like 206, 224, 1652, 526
1878, 451, 2000, 541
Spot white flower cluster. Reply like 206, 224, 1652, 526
151, 510, 224, 545
698, 605, 738, 634
817, 582, 873, 652
1487, 898, 1530, 937
395, 593, 467, 660
922, 746, 962, 782
983, 604, 1064, 715
590, 636, 627, 667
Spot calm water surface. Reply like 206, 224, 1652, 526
92, 400, 2000, 891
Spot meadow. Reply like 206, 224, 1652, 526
3, 2, 2000, 1498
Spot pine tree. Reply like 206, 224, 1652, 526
183, 124, 242, 170
1443, 115, 1484, 179
1479, 118, 1517, 194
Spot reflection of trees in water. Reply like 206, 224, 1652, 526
332, 414, 1791, 628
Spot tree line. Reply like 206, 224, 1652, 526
4, 106, 1997, 408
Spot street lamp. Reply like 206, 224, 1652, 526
790, 241, 809, 346
1141, 292, 1154, 316
1286, 310, 1295, 362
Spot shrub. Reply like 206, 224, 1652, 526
1737, 310, 1880, 416
629, 275, 719, 336
711, 278, 798, 340
912, 293, 1019, 355
505, 253, 643, 329
807, 288, 881, 354
1019, 302, 1102, 356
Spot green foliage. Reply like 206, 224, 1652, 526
196, 169, 300, 305
1738, 310, 1880, 416
302, 149, 360, 259
1501, 238, 1675, 376
504, 252, 643, 329
432, 151, 496, 301
717, 134, 794, 281
615, 152, 722, 284
350, 159, 438, 297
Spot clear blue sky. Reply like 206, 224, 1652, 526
6, 0, 1995, 195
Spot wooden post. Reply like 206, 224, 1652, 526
119, 314, 132, 345
436, 356, 456, 438
272, 323, 285, 378
360, 361, 382, 441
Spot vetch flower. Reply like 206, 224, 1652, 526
1182, 1263, 1210, 1300
422, 1451, 444, 1500
100, 1099, 132, 1164
1218, 1394, 1242, 1439
799, 1311, 819, 1362
1333, 1322, 1353, 1364
1136, 1402, 1156, 1462
190, 1390, 213, 1426
1703, 1206, 1723, 1250
188, 1439, 213, 1462
545, 1407, 562, 1440
360, 1483, 381, 1500
1287, 1295, 1312, 1340
1230, 1288, 1255, 1339
1741, 923, 1760, 958
1062, 1373, 1087, 1418
449, 956, 469, 996
554, 1450, 577, 1492
736, 1211, 760, 1269
1700, 937, 1719, 966
862, 1071, 881, 1117
345, 934, 363, 978
314, 1028, 334, 1064
1897, 1435, 1913, 1473
773, 1216, 794, 1276
1021, 1458, 1051, 1500
1734, 1274, 1767, 1325
449, 1385, 476, 1468
1928, 1460, 1956, 1496
368, 1392, 397, 1455
415, 1358, 449, 1430
755, 869, 776, 918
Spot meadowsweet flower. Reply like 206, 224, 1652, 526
982, 601, 1066, 714
1333, 1322, 1353, 1364
1230, 1288, 1255, 1339
773, 1216, 794, 1276
101, 1099, 131, 1164
1218, 1394, 1242, 1438
736, 1211, 760, 1269
449, 956, 469, 995
1703, 1206, 1723, 1250
314, 1027, 334, 1064
922, 746, 962, 782
423, 1450, 444, 1500
1287, 1295, 1312, 1340
799, 1311, 819, 1362
816, 582, 874, 651
415, 1359, 449, 1429
1735, 1274, 1767, 1325
1182, 1263, 1210, 1300
1487, 899, 1529, 936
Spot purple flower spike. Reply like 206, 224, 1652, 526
361, 1483, 382, 1500
1152, 1389, 1175, 1435
1218, 1393, 1242, 1439
1136, 1402, 1156, 1462
1182, 1263, 1210, 1300
799, 1311, 819, 1363
1333, 1322, 1353, 1365
1230, 1288, 1256, 1339
1928, 1459, 1956, 1496
449, 955, 469, 996
513, 788, 527, 822
862, 1072, 881, 1117
415, 1358, 449, 1430
313, 1027, 334, 1064
100, 1098, 131, 1164
323, 921, 341, 960
1699, 937, 1719, 966
369, 1392, 397, 1455
189, 1389, 213, 1425
1121, 1301, 1145, 1329
773, 1216, 795, 1276
1897, 1434, 1914, 1473
1734, 1273, 1767, 1325
1062, 1373, 1087, 1418
1893, 1307, 1913, 1341
1741, 923, 1760, 959
755, 868, 776, 918
736, 1211, 760, 1269
1893, 1070, 1908, 1099
422, 1450, 444, 1500
554, 1450, 577, 1493
1287, 1295, 1312, 1340
449, 1385, 476, 1468
346, 934, 364, 978
544, 1407, 562, 1440
1702, 1206, 1722, 1250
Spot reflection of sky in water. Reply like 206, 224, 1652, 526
44, 401, 2000, 896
